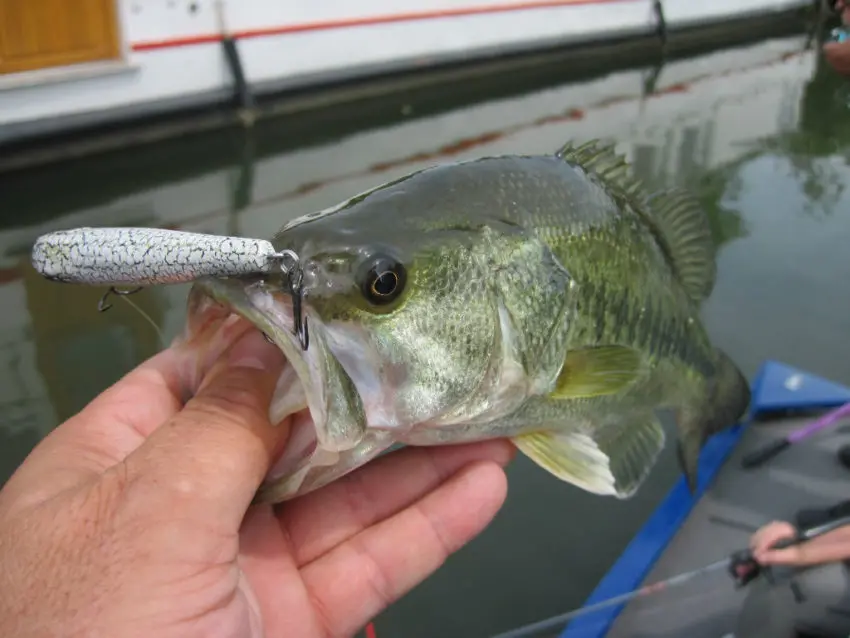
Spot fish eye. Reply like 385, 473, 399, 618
358, 254, 406, 305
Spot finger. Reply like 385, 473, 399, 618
754, 526, 800, 563
278, 439, 516, 566
751, 522, 792, 550
751, 530, 768, 550
755, 532, 787, 554
121, 328, 289, 531
300, 460, 508, 637
0, 345, 194, 511
756, 546, 802, 566
766, 524, 796, 545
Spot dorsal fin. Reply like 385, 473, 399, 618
554, 139, 717, 303
643, 188, 716, 302
555, 139, 645, 199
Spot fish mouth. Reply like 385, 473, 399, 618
182, 275, 370, 503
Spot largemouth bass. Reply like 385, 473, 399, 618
182, 139, 751, 503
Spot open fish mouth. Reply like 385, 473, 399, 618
183, 276, 388, 503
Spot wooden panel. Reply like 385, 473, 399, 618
0, 0, 121, 75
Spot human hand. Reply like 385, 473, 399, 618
750, 520, 802, 566
824, 1, 850, 72
0, 322, 514, 638
823, 38, 850, 76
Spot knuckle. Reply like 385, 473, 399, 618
352, 538, 395, 609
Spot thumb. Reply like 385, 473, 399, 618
121, 328, 290, 530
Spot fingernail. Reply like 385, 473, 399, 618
228, 329, 284, 371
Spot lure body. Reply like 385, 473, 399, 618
31, 227, 279, 286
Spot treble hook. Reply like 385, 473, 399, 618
269, 249, 310, 351
98, 286, 144, 312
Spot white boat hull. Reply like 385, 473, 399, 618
0, 0, 813, 146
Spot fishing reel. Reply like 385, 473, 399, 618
729, 546, 810, 606
728, 535, 803, 589
728, 548, 764, 588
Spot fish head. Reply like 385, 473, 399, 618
275, 195, 516, 435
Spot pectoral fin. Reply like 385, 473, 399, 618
512, 414, 665, 498
550, 345, 642, 399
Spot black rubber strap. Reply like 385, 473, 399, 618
741, 438, 792, 469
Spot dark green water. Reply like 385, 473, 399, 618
1, 29, 849, 638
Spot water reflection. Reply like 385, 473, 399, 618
2, 30, 848, 638
735, 44, 850, 218
24, 263, 167, 420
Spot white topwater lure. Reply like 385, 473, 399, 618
31, 227, 288, 285
30, 226, 310, 349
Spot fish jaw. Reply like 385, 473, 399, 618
182, 276, 386, 502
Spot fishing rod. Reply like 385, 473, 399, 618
741, 401, 850, 469
489, 514, 850, 638
489, 557, 729, 638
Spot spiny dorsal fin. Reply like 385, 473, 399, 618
643, 188, 717, 302
555, 139, 645, 200
555, 139, 717, 303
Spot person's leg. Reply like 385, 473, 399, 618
793, 562, 850, 637
734, 563, 850, 638
734, 566, 802, 638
